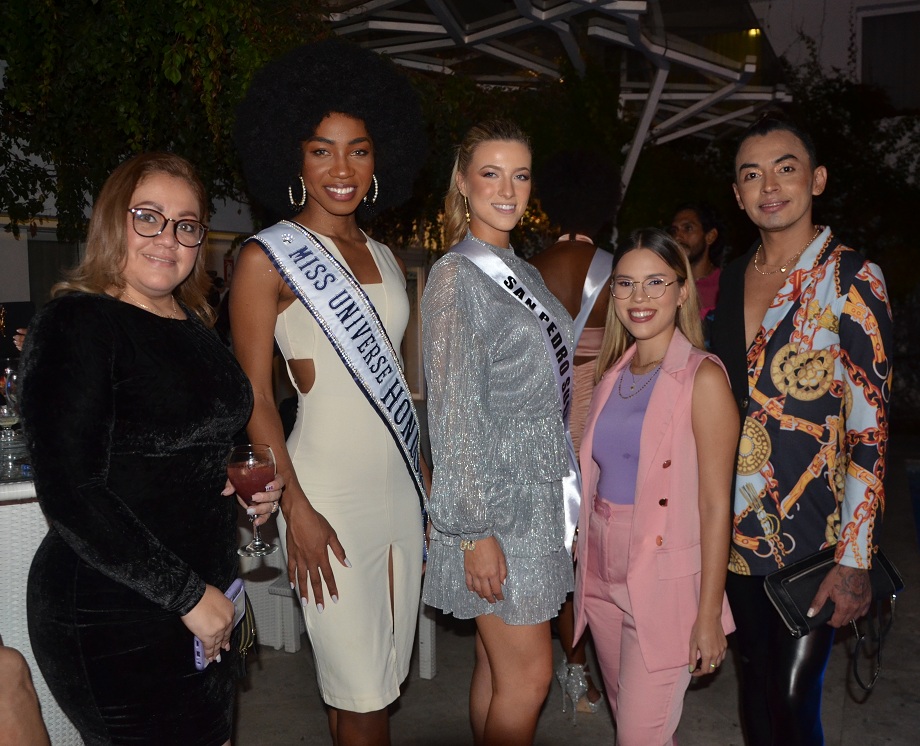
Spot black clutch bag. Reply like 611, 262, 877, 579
763, 547, 904, 638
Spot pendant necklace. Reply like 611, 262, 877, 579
753, 226, 821, 276
617, 362, 662, 399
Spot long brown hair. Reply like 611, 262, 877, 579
53, 152, 214, 325
595, 228, 703, 383
443, 119, 531, 248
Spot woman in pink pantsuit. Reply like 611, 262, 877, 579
573, 229, 737, 745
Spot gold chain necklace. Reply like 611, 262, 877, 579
617, 364, 661, 399
121, 289, 179, 319
753, 226, 821, 276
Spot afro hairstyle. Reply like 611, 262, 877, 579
233, 39, 427, 220
536, 150, 620, 237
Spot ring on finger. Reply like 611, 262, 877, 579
271, 501, 279, 514
709, 663, 717, 669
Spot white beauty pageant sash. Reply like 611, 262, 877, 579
253, 222, 425, 503
573, 249, 613, 344
452, 238, 581, 551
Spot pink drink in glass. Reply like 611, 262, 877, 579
227, 462, 275, 505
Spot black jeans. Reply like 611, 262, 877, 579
726, 572, 835, 746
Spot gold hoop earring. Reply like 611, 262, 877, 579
288, 176, 306, 208
363, 174, 379, 207
463, 195, 470, 224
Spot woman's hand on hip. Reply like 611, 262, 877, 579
688, 613, 727, 677
463, 536, 507, 604
284, 496, 349, 613
181, 584, 235, 665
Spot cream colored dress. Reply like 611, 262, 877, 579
273, 229, 423, 712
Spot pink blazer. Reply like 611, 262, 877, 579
573, 330, 734, 673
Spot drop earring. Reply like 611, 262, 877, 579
363, 174, 379, 207
288, 176, 306, 208
463, 195, 470, 224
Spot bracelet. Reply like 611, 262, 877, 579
459, 539, 476, 552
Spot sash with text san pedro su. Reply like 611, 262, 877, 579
252, 222, 426, 515
452, 238, 581, 551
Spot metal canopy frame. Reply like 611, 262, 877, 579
328, 0, 790, 197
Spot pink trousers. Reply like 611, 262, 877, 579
581, 498, 691, 746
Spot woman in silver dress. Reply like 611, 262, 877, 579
422, 120, 575, 745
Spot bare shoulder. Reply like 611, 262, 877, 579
693, 358, 733, 402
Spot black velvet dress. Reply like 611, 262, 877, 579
20, 293, 253, 746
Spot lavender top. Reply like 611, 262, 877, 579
592, 367, 657, 505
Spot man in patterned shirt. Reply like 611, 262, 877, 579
711, 113, 892, 746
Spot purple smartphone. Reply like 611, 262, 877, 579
193, 578, 246, 671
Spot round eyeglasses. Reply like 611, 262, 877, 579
128, 208, 208, 248
610, 277, 679, 300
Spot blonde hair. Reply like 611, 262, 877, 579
595, 228, 703, 383
443, 119, 531, 248
53, 152, 215, 326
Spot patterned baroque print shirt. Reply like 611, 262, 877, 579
728, 227, 892, 576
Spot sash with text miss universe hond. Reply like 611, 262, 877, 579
252, 221, 426, 506
452, 237, 581, 551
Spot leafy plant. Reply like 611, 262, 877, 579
0, 0, 326, 240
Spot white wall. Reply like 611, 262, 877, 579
751, 0, 920, 74
0, 232, 30, 303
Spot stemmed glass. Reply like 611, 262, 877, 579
1, 360, 22, 447
0, 405, 18, 445
228, 443, 279, 557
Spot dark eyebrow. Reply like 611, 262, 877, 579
613, 272, 668, 280
737, 153, 799, 173
307, 135, 371, 145
134, 202, 200, 220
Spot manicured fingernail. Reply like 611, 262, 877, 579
216, 654, 221, 663
331, 594, 338, 604
689, 664, 695, 673
290, 582, 295, 591
316, 603, 324, 614
301, 596, 308, 607
344, 558, 352, 568
266, 484, 274, 491
806, 607, 816, 618
246, 507, 256, 516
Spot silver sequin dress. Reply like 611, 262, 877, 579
421, 238, 575, 625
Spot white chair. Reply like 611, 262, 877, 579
0, 489, 84, 745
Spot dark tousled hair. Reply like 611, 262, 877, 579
671, 201, 727, 267
734, 110, 819, 174
233, 39, 427, 220
537, 150, 620, 238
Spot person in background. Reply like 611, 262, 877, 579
422, 120, 576, 746
231, 40, 428, 746
574, 228, 736, 745
711, 112, 892, 746
20, 152, 279, 745
529, 149, 620, 718
668, 202, 726, 324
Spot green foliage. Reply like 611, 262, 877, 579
369, 59, 630, 255
779, 52, 920, 297
0, 0, 326, 241
620, 44, 920, 297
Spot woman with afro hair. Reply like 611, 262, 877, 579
232, 40, 428, 745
